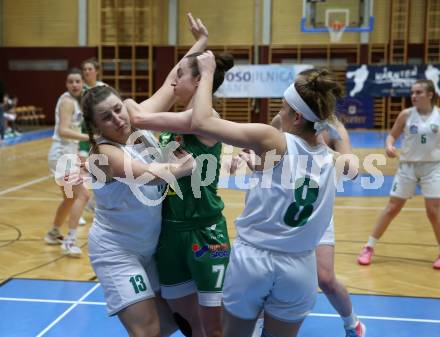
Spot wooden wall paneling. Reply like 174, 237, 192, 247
3, 0, 78, 46
178, 0, 254, 46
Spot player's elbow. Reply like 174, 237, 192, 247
190, 116, 204, 132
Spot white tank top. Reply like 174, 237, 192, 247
84, 80, 106, 91
89, 130, 165, 256
235, 133, 336, 253
52, 92, 82, 143
400, 106, 440, 162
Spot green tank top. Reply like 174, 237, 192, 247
159, 132, 224, 228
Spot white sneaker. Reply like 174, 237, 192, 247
61, 239, 82, 257
79, 217, 87, 226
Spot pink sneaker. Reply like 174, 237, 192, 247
345, 321, 366, 337
357, 246, 374, 265
433, 256, 440, 270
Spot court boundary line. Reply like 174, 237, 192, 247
35, 283, 100, 337
6, 277, 439, 300
0, 196, 60, 201
1, 295, 439, 325
0, 297, 105, 305
0, 175, 52, 196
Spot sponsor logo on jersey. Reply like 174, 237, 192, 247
431, 124, 439, 133
409, 125, 418, 134
192, 243, 210, 258
192, 243, 230, 258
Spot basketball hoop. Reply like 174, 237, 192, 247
328, 20, 345, 43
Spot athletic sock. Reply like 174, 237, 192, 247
342, 312, 358, 329
366, 236, 377, 247
67, 229, 77, 240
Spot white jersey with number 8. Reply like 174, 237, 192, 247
234, 133, 336, 253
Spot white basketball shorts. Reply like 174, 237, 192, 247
390, 162, 440, 199
222, 237, 317, 323
88, 235, 159, 316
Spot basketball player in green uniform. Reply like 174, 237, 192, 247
125, 39, 234, 337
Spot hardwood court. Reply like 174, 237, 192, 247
1, 136, 440, 299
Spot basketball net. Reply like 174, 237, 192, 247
328, 21, 345, 43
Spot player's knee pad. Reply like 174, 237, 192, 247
172, 312, 192, 337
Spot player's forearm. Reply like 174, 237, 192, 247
385, 135, 396, 148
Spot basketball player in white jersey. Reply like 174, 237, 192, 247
268, 110, 366, 337
81, 15, 209, 337
45, 68, 90, 257
190, 51, 339, 337
82, 85, 194, 337
358, 79, 440, 269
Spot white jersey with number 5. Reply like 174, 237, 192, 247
400, 106, 440, 162
235, 133, 336, 253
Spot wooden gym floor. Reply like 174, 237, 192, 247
1, 133, 440, 299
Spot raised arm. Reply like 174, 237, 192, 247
190, 51, 285, 156
138, 13, 208, 113
125, 99, 193, 133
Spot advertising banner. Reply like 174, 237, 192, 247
346, 64, 440, 97
215, 64, 313, 98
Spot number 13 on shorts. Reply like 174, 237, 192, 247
212, 264, 225, 289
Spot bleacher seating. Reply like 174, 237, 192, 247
14, 106, 45, 126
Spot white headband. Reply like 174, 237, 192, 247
283, 82, 341, 140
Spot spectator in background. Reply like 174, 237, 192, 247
3, 94, 20, 137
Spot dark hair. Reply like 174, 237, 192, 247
415, 79, 437, 105
81, 58, 100, 71
185, 52, 234, 92
67, 67, 82, 77
294, 68, 342, 130
81, 85, 120, 153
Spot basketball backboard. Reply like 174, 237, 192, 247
301, 0, 374, 33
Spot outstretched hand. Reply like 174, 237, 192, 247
227, 149, 257, 174
187, 12, 208, 41
196, 51, 216, 75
